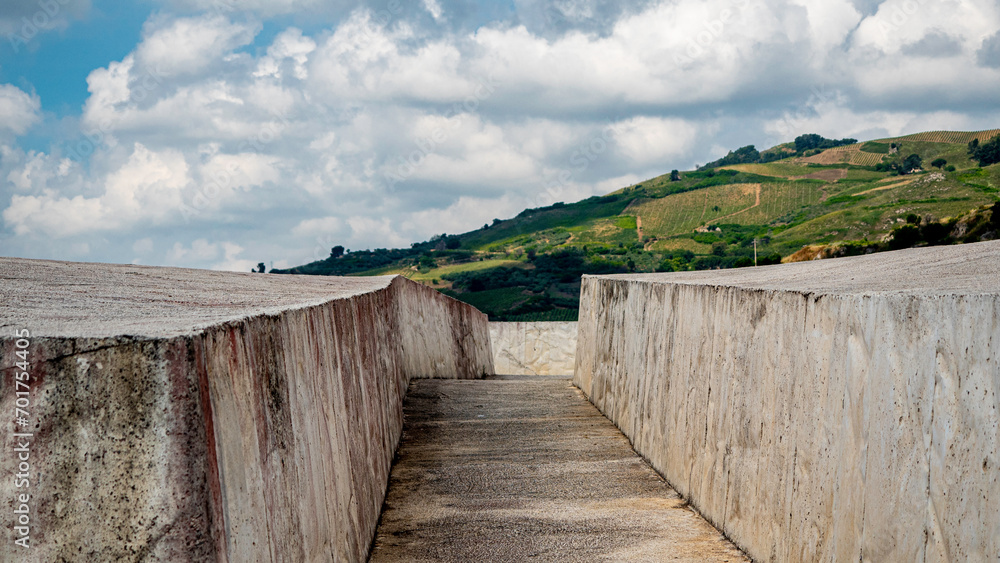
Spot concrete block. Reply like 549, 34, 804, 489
0, 258, 493, 561
575, 241, 1000, 563
489, 322, 577, 376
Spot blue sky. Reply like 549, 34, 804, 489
2, 4, 145, 114
2, 0, 1000, 271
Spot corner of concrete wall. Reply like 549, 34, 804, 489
390, 275, 494, 379
576, 275, 1000, 562
0, 273, 494, 562
573, 276, 601, 395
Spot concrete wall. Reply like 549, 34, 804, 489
489, 322, 577, 375
575, 242, 1000, 563
0, 259, 493, 562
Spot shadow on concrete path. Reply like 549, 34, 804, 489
369, 376, 748, 562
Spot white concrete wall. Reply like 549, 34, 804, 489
490, 322, 577, 375
0, 260, 493, 562
575, 242, 1000, 563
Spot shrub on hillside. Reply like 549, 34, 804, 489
655, 260, 676, 272
758, 253, 783, 266
921, 222, 951, 246
902, 154, 923, 173
876, 154, 924, 175
889, 224, 922, 250
971, 134, 1000, 167
794, 134, 858, 153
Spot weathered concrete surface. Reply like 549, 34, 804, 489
575, 241, 1000, 562
0, 257, 493, 562
490, 321, 578, 375
369, 376, 748, 562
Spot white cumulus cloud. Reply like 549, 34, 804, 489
136, 14, 260, 77
0, 85, 41, 136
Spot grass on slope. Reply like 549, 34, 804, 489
456, 196, 632, 251
647, 238, 712, 253
355, 259, 525, 283
718, 162, 811, 178
411, 260, 525, 282
449, 287, 529, 312
769, 171, 996, 253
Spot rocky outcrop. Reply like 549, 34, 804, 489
0, 258, 493, 562
576, 241, 1000, 562
489, 322, 577, 375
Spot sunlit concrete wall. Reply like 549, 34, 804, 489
490, 322, 577, 375
575, 242, 1000, 562
0, 259, 493, 562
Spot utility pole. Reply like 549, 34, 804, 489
754, 238, 758, 267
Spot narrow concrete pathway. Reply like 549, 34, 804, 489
369, 376, 748, 562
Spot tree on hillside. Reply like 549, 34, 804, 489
670, 169, 681, 181
876, 153, 923, 175
968, 138, 980, 154
330, 245, 345, 258
794, 134, 825, 152
931, 158, 947, 169
902, 154, 923, 174
794, 134, 858, 153
417, 254, 436, 270
256, 262, 266, 273
728, 145, 760, 164
972, 134, 1000, 167
701, 145, 760, 169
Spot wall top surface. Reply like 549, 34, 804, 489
589, 240, 1000, 297
0, 257, 397, 339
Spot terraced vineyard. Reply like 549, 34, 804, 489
623, 183, 761, 237
625, 182, 832, 239
896, 129, 1000, 144
797, 144, 885, 166
846, 150, 886, 166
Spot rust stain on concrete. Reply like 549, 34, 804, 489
0, 258, 493, 562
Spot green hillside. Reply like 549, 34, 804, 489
274, 130, 1000, 320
